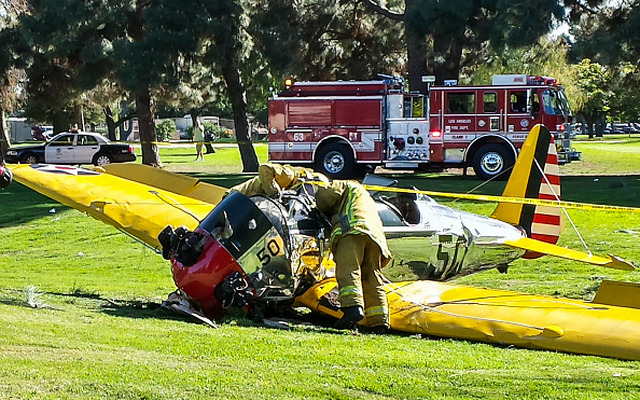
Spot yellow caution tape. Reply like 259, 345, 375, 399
359, 183, 640, 213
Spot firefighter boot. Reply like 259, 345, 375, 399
335, 306, 364, 329
365, 325, 389, 335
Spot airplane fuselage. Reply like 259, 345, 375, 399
377, 195, 527, 281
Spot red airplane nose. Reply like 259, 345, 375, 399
171, 234, 246, 319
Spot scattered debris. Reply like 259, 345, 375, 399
24, 285, 51, 309
162, 290, 217, 329
261, 317, 319, 331
616, 229, 640, 235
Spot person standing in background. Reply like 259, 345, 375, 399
193, 119, 205, 162
203, 120, 216, 154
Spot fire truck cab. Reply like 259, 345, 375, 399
429, 74, 580, 179
267, 77, 429, 179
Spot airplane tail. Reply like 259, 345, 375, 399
490, 125, 562, 258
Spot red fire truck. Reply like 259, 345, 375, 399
267, 75, 579, 180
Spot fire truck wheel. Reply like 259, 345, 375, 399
315, 143, 354, 179
471, 144, 515, 181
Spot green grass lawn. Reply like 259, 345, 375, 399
1, 139, 640, 399
563, 135, 640, 176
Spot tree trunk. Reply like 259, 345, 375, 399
405, 22, 428, 94
584, 114, 596, 139
189, 110, 198, 130
52, 111, 68, 135
404, 0, 428, 94
135, 89, 161, 167
119, 100, 133, 140
0, 108, 10, 165
105, 106, 133, 141
73, 103, 85, 131
127, 3, 160, 166
430, 31, 465, 85
221, 53, 259, 173
595, 115, 605, 138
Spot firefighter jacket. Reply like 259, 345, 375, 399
230, 163, 327, 197
315, 180, 391, 266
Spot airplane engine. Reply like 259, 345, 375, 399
159, 191, 330, 319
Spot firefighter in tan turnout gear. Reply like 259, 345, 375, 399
314, 180, 391, 332
229, 163, 325, 197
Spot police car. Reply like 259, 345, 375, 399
5, 132, 137, 166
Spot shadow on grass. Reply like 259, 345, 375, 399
0, 287, 190, 323
561, 175, 640, 207
100, 298, 190, 322
187, 172, 256, 188
0, 297, 28, 307
0, 182, 66, 228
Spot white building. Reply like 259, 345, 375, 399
7, 118, 33, 142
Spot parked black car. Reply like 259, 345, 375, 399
5, 132, 137, 166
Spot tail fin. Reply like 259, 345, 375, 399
491, 125, 562, 257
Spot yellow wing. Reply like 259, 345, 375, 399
504, 237, 634, 270
9, 164, 227, 249
295, 278, 640, 361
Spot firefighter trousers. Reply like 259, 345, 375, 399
333, 233, 389, 327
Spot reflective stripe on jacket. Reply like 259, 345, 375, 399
315, 180, 391, 265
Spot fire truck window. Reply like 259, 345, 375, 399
403, 97, 412, 117
403, 96, 425, 118
447, 92, 475, 114
483, 92, 498, 113
541, 89, 570, 116
531, 90, 540, 114
557, 90, 572, 115
510, 91, 527, 113
409, 97, 424, 118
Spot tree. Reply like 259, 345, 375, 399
211, 1, 260, 171
608, 63, 640, 123
14, 0, 128, 134
148, 0, 260, 172
0, 0, 27, 163
570, 2, 640, 124
0, 64, 22, 164
570, 1, 640, 66
574, 59, 613, 137
16, 0, 196, 167
115, 2, 162, 167
250, 0, 405, 81
362, 0, 565, 90
464, 37, 582, 110
82, 79, 134, 140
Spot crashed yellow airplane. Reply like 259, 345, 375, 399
7, 125, 640, 360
